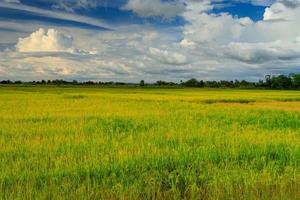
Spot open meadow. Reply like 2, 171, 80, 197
0, 86, 300, 199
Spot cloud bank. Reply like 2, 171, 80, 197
1, 0, 300, 81
122, 0, 185, 19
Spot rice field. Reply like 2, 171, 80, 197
0, 86, 300, 199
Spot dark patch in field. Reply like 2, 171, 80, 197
18, 116, 57, 124
82, 116, 158, 137
202, 99, 255, 104
64, 95, 86, 99
110, 98, 169, 104
275, 98, 300, 102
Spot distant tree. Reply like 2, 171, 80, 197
234, 80, 240, 87
199, 80, 205, 87
220, 80, 234, 88
14, 80, 22, 84
0, 80, 11, 84
156, 80, 176, 86
85, 81, 95, 85
184, 79, 199, 87
291, 73, 300, 89
239, 80, 254, 88
271, 75, 292, 89
205, 81, 219, 88
72, 80, 78, 85
115, 82, 126, 85
156, 80, 163, 86
256, 80, 264, 88
265, 74, 272, 88
140, 80, 145, 87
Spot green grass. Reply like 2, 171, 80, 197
0, 86, 300, 199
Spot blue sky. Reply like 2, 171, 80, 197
212, 2, 267, 21
0, 0, 299, 82
0, 0, 268, 27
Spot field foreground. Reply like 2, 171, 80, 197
0, 86, 300, 199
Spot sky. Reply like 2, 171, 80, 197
0, 0, 300, 82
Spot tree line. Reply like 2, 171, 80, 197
1, 73, 300, 89
180, 73, 300, 89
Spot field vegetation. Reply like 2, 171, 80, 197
0, 86, 300, 199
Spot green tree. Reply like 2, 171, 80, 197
140, 80, 145, 87
291, 73, 300, 89
271, 75, 292, 89
184, 79, 199, 87
265, 74, 272, 88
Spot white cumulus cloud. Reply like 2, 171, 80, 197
16, 28, 74, 53
263, 1, 300, 21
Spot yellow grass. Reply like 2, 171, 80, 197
0, 86, 300, 199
